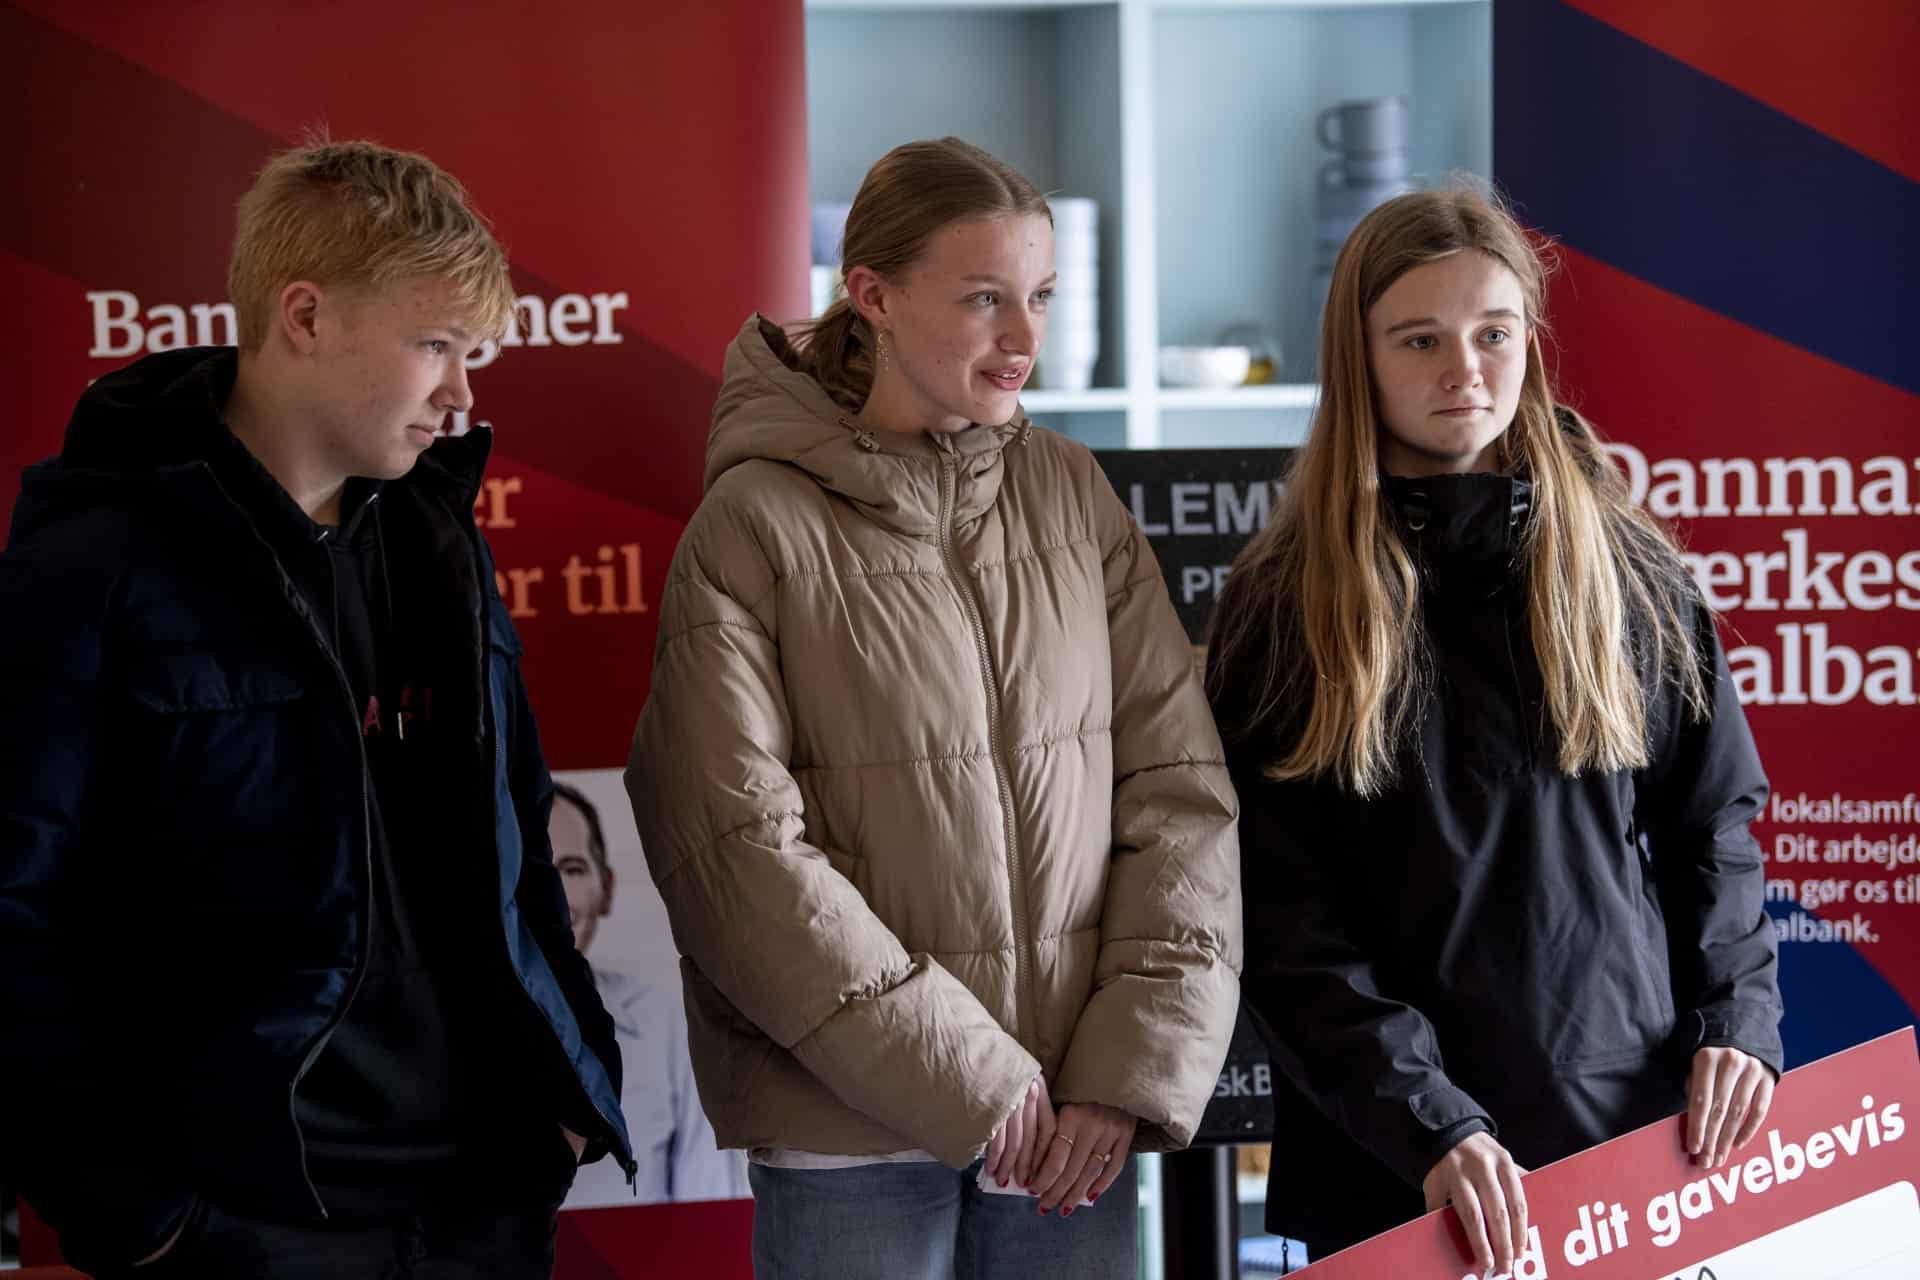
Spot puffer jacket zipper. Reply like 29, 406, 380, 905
197, 462, 371, 1220
935, 448, 1038, 1049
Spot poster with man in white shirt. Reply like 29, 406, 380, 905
549, 772, 750, 1207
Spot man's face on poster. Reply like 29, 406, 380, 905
551, 793, 614, 953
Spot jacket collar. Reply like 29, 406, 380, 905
705, 315, 1028, 536
13, 344, 492, 548
1382, 470, 1533, 587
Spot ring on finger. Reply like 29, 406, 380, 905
1053, 1133, 1075, 1147
1094, 1151, 1112, 1163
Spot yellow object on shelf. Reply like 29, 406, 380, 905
1219, 323, 1283, 386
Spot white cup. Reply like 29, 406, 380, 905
1045, 326, 1100, 356
1053, 237, 1099, 268
1048, 309, 1100, 340
1048, 197, 1098, 235
1034, 354, 1097, 392
1049, 271, 1100, 298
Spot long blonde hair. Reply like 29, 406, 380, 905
1207, 185, 1706, 795
785, 137, 1051, 412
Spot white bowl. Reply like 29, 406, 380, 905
1158, 346, 1252, 389
1046, 336, 1101, 364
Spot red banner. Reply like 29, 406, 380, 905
5, 2, 807, 1274
1495, 0, 1920, 1068
3, 0, 809, 769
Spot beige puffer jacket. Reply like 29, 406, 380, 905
625, 316, 1241, 1167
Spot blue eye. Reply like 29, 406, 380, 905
426, 340, 449, 356
1034, 289, 1054, 306
1405, 334, 1436, 351
1483, 327, 1511, 344
968, 292, 998, 308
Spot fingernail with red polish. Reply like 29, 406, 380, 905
1088, 1192, 1100, 1203
1063, 1208, 1074, 1218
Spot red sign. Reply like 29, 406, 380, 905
1301, 1029, 1920, 1279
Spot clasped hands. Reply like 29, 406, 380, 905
983, 1073, 1135, 1215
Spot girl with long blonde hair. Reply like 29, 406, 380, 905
1207, 186, 1781, 1274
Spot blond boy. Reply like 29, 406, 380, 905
0, 139, 631, 1277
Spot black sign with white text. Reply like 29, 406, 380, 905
1093, 448, 1293, 644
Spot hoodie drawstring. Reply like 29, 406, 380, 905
835, 415, 881, 452
837, 413, 1032, 450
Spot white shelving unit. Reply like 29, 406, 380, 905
1019, 387, 1135, 414
804, 0, 1491, 450
1159, 385, 1317, 412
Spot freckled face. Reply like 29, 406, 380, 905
859, 213, 1055, 433
307, 275, 485, 479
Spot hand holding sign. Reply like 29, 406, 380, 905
1687, 1045, 1776, 1169
1424, 1131, 1531, 1277
1295, 1030, 1920, 1279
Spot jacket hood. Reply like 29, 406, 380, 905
706, 315, 1031, 536
63, 345, 238, 470
10, 346, 491, 547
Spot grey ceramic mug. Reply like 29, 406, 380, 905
1320, 152, 1411, 187
1316, 96, 1409, 155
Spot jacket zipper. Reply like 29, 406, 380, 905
463, 523, 638, 1184
196, 464, 371, 1220
287, 685, 376, 1221
1500, 611, 1537, 773
935, 452, 1038, 1050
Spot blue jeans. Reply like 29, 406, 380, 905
749, 1157, 1138, 1279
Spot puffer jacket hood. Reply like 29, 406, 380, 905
628, 314, 1242, 1167
706, 315, 1019, 533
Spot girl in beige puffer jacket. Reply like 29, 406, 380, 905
626, 138, 1241, 1278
